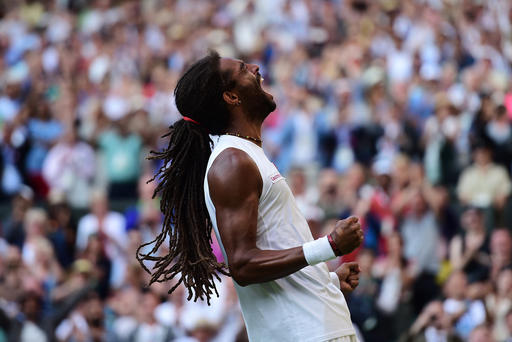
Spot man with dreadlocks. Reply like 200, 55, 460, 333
137, 51, 364, 342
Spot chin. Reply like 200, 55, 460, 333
263, 94, 276, 116
268, 99, 277, 113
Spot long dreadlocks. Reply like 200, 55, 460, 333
136, 51, 235, 304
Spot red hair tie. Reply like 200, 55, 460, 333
183, 116, 200, 125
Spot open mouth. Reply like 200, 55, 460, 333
256, 73, 273, 99
257, 73, 264, 87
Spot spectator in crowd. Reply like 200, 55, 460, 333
347, 248, 381, 341
76, 189, 127, 288
21, 208, 63, 288
485, 105, 512, 171
118, 291, 175, 342
486, 268, 512, 341
1, 284, 95, 342
97, 116, 143, 199
457, 142, 511, 210
374, 232, 414, 338
55, 292, 108, 342
46, 201, 77, 269
316, 168, 344, 219
1, 187, 33, 249
24, 96, 63, 198
401, 301, 463, 342
449, 206, 490, 283
490, 228, 512, 281
443, 271, 487, 339
42, 123, 97, 209
399, 188, 441, 313
109, 286, 142, 340
422, 94, 460, 187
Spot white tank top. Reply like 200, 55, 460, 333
204, 135, 355, 342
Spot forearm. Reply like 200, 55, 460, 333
229, 246, 308, 286
459, 249, 477, 269
230, 233, 343, 286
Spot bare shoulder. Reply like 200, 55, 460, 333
208, 148, 262, 204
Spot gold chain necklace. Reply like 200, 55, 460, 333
224, 132, 262, 144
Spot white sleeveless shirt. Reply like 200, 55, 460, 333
204, 135, 355, 342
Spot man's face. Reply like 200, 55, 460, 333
491, 230, 512, 256
219, 58, 276, 119
461, 209, 483, 231
444, 271, 467, 300
23, 296, 41, 319
85, 298, 104, 325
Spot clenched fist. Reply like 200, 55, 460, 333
330, 216, 364, 255
335, 262, 360, 294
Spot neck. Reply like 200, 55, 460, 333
226, 110, 263, 146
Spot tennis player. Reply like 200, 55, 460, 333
137, 51, 364, 342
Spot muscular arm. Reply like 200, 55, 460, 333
208, 148, 308, 286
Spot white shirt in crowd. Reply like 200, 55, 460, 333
76, 212, 127, 287
42, 141, 96, 208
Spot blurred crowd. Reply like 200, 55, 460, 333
1, 0, 512, 341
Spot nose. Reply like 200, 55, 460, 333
249, 64, 260, 75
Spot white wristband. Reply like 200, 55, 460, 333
302, 236, 336, 265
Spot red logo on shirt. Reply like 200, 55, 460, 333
270, 173, 284, 183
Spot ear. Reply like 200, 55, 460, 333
222, 91, 239, 106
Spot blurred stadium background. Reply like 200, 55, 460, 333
1, 0, 512, 341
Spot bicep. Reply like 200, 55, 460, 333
208, 149, 262, 265
215, 187, 260, 264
